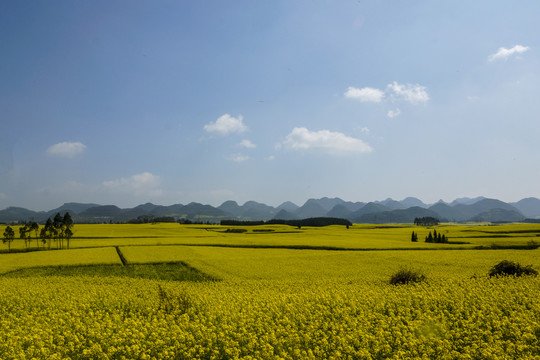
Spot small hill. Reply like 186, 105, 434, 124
377, 198, 406, 210
273, 209, 297, 220
218, 201, 242, 217
294, 201, 328, 219
181, 202, 229, 219
0, 207, 44, 223
450, 196, 486, 206
276, 201, 299, 213
512, 197, 540, 218
351, 202, 390, 218
327, 204, 354, 219
401, 197, 427, 208
48, 202, 101, 215
469, 208, 525, 223
429, 202, 465, 222
355, 207, 442, 224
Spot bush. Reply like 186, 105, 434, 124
389, 267, 426, 285
158, 285, 192, 315
489, 260, 538, 277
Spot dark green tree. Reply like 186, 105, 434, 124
3, 226, 15, 252
63, 212, 74, 249
28, 222, 39, 248
53, 213, 65, 249
19, 224, 31, 250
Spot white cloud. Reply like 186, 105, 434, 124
282, 127, 372, 154
0, 193, 6, 200
204, 114, 247, 135
344, 86, 384, 102
239, 139, 256, 148
228, 154, 249, 162
266, 155, 275, 161
103, 172, 162, 196
387, 82, 429, 104
47, 142, 86, 158
387, 108, 401, 118
488, 45, 530, 61
359, 127, 370, 135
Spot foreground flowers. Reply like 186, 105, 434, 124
1, 276, 539, 359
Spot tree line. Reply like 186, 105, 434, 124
411, 229, 448, 243
2, 212, 74, 252
221, 217, 352, 228
414, 217, 440, 226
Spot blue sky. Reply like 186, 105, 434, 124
1, 1, 539, 210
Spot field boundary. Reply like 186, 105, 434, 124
115, 246, 127, 265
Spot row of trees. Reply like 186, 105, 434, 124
221, 217, 352, 227
2, 212, 74, 252
411, 229, 448, 243
414, 217, 440, 226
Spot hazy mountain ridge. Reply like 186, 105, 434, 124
0, 197, 538, 224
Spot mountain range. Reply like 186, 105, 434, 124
2, 196, 540, 224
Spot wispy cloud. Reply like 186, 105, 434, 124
345, 83, 429, 106
387, 82, 429, 104
46, 142, 86, 158
281, 127, 372, 155
103, 172, 162, 196
204, 114, 247, 135
239, 139, 256, 148
344, 86, 385, 102
387, 108, 401, 118
228, 154, 249, 162
488, 45, 530, 61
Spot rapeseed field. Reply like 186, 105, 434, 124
1, 223, 539, 358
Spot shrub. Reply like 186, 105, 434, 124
489, 260, 538, 277
389, 267, 426, 285
158, 285, 192, 315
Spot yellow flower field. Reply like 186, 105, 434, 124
1, 223, 540, 358
0, 276, 539, 359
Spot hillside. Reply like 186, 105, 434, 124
1, 196, 538, 224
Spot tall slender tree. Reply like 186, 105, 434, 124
3, 226, 15, 252
53, 213, 65, 249
29, 222, 39, 249
63, 212, 74, 249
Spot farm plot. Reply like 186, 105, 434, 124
120, 245, 540, 282
0, 247, 122, 274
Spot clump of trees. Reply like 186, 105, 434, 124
221, 217, 352, 227
425, 229, 448, 243
128, 215, 176, 224
389, 267, 426, 285
2, 212, 74, 252
411, 231, 418, 242
489, 260, 538, 277
414, 217, 440, 226
2, 226, 15, 251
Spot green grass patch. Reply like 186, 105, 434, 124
0, 262, 219, 282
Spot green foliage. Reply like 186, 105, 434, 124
1, 262, 219, 282
2, 225, 15, 251
157, 285, 193, 315
414, 217, 440, 226
389, 267, 426, 285
225, 228, 248, 233
488, 260, 538, 277
425, 230, 448, 243
222, 217, 352, 227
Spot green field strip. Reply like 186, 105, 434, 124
0, 261, 218, 282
